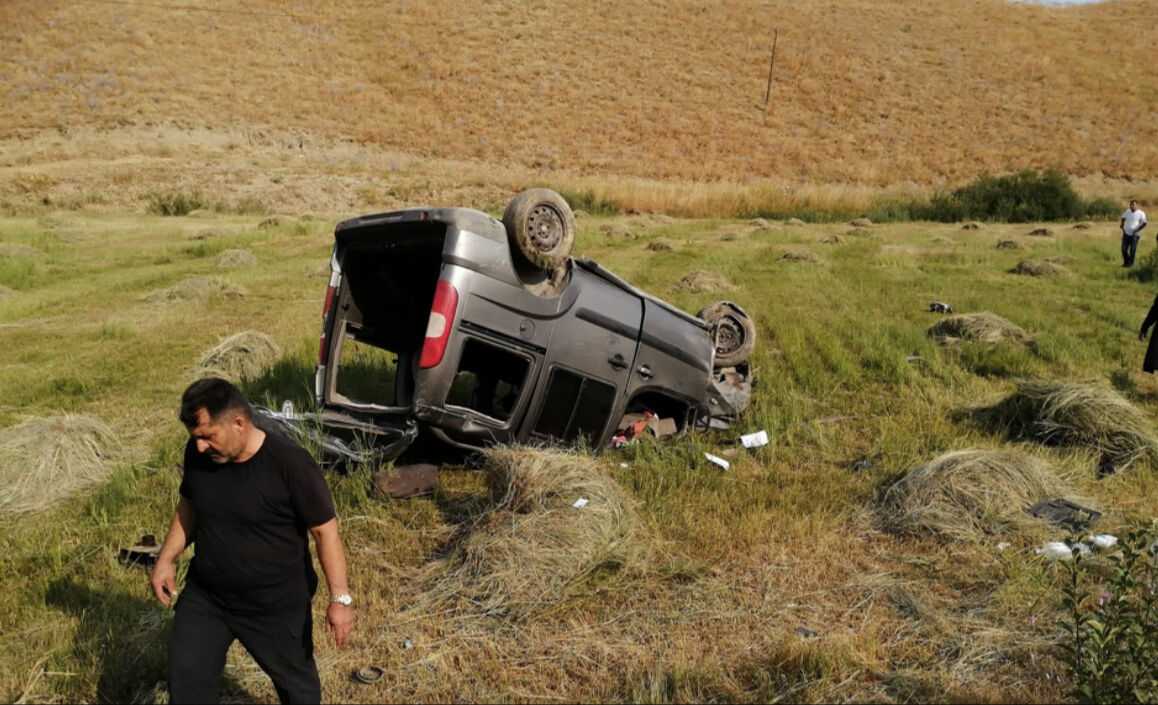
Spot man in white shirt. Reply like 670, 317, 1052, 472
1121, 199, 1147, 267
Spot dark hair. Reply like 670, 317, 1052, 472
179, 377, 253, 427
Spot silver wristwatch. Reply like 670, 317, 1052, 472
329, 593, 353, 606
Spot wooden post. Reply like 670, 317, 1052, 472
763, 28, 779, 110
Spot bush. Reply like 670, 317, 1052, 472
558, 189, 621, 216
145, 190, 206, 216
1059, 522, 1158, 704
919, 170, 1111, 223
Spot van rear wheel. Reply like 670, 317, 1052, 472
503, 188, 576, 270
697, 301, 755, 367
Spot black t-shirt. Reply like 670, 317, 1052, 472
180, 431, 336, 614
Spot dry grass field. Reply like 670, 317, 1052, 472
2, 0, 1158, 217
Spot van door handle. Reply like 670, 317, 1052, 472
608, 353, 628, 370
637, 364, 654, 380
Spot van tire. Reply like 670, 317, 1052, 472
503, 188, 576, 270
697, 301, 755, 367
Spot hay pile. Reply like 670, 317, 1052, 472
962, 222, 984, 230
1010, 259, 1070, 277
599, 222, 636, 240
747, 217, 771, 229
258, 215, 296, 228
930, 236, 955, 244
191, 331, 281, 382
1029, 227, 1054, 237
928, 312, 1031, 345
995, 239, 1023, 249
784, 217, 805, 226
646, 238, 678, 252
880, 449, 1071, 541
849, 217, 873, 227
1072, 222, 1092, 230
0, 415, 123, 514
781, 247, 818, 262
674, 270, 736, 293
976, 379, 1158, 468
215, 249, 258, 268
144, 277, 246, 303
1045, 255, 1076, 265
414, 446, 641, 619
818, 234, 844, 245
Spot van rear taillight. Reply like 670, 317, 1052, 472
418, 280, 459, 369
317, 270, 340, 364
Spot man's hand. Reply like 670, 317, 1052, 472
150, 560, 178, 606
325, 602, 355, 646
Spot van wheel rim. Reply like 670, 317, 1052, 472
527, 204, 564, 252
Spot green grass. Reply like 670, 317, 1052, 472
1, 212, 1156, 702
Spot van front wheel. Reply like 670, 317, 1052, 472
503, 188, 576, 271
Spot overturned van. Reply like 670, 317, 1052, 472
308, 189, 754, 463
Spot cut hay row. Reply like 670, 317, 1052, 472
0, 415, 123, 514
880, 449, 1072, 541
1010, 259, 1070, 277
977, 379, 1158, 468
143, 276, 246, 304
191, 331, 281, 382
928, 312, 1031, 345
411, 446, 642, 620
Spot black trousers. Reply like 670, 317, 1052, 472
169, 585, 321, 704
1122, 233, 1140, 266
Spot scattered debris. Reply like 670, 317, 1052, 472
740, 430, 769, 449
796, 626, 820, 639
352, 666, 384, 684
1025, 498, 1102, 530
572, 497, 589, 509
118, 534, 160, 567
372, 463, 439, 499
403, 638, 414, 650
1036, 541, 1082, 561
850, 456, 875, 472
704, 453, 731, 470
928, 301, 953, 314
997, 541, 1011, 551
1088, 534, 1118, 549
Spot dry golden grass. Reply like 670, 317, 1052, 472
2, 0, 1156, 217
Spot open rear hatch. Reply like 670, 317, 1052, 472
314, 210, 449, 463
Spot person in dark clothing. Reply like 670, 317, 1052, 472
1139, 293, 1158, 373
149, 378, 355, 704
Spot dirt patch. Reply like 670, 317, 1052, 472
144, 276, 246, 303
674, 270, 736, 293
1011, 259, 1070, 277
215, 249, 259, 268
0, 244, 44, 258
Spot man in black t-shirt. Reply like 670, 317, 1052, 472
149, 378, 356, 704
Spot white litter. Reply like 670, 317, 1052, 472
403, 638, 413, 650
997, 542, 1011, 551
619, 463, 628, 469
572, 497, 589, 509
1035, 541, 1075, 560
280, 399, 294, 418
740, 430, 770, 449
1088, 534, 1118, 549
704, 453, 730, 470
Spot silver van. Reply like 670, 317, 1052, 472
308, 189, 754, 462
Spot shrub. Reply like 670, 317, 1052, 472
918, 170, 1111, 223
145, 190, 207, 216
558, 189, 621, 216
1058, 522, 1158, 704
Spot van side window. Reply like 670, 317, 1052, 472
446, 339, 530, 422
533, 369, 616, 445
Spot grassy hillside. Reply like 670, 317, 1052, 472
1, 209, 1157, 702
2, 0, 1158, 217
